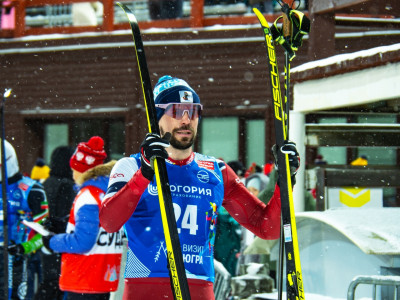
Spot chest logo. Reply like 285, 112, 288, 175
147, 183, 158, 196
197, 170, 209, 183
12, 189, 23, 200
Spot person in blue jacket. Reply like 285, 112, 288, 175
0, 140, 48, 299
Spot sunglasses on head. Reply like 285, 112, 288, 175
155, 103, 203, 120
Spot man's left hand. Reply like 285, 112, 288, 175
272, 140, 300, 185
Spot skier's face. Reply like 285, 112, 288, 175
159, 111, 198, 150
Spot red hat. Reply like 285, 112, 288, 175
263, 162, 274, 176
69, 136, 107, 173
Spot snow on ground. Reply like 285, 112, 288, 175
248, 291, 371, 300
297, 208, 400, 255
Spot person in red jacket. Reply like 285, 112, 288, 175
42, 136, 125, 300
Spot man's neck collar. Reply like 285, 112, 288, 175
167, 152, 195, 166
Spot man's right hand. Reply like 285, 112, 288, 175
140, 133, 170, 180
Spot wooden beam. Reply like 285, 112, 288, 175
24, 26, 104, 36
310, 0, 371, 15
306, 124, 400, 147
323, 168, 400, 187
25, 0, 108, 6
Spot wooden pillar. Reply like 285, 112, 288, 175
14, 0, 26, 38
238, 117, 246, 167
102, 0, 114, 32
308, 0, 335, 60
190, 0, 204, 28
315, 167, 326, 211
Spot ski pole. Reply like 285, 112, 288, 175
254, 2, 310, 299
277, 226, 284, 300
273, 3, 293, 299
283, 7, 292, 300
282, 5, 292, 139
1, 88, 12, 300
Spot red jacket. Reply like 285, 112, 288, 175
59, 185, 124, 293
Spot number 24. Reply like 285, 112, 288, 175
173, 204, 198, 235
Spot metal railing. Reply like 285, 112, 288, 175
214, 259, 231, 300
0, 0, 267, 38
347, 275, 400, 300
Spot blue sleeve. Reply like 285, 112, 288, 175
49, 204, 99, 254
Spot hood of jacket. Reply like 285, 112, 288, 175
77, 160, 116, 187
49, 146, 75, 179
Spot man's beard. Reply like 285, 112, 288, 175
160, 125, 196, 150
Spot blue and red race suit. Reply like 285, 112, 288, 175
100, 152, 281, 299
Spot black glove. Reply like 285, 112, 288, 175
272, 140, 300, 186
140, 133, 170, 181
42, 216, 68, 234
41, 232, 56, 254
8, 242, 25, 256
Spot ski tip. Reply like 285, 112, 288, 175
252, 7, 261, 16
253, 7, 268, 27
116, 2, 138, 24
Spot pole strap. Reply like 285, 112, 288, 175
270, 8, 311, 60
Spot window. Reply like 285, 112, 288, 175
44, 124, 69, 164
317, 117, 347, 165
108, 121, 126, 160
43, 118, 125, 164
356, 115, 397, 165
199, 117, 267, 169
200, 117, 239, 162
246, 119, 265, 166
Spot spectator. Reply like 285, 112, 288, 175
41, 136, 124, 300
263, 161, 274, 176
34, 146, 76, 300
314, 154, 327, 165
259, 159, 315, 211
30, 158, 50, 184
351, 155, 368, 166
72, 1, 103, 26
248, 0, 275, 14
149, 0, 183, 20
245, 171, 270, 198
214, 160, 247, 276
1, 1, 15, 29
227, 160, 246, 180
238, 171, 271, 266
1, 140, 48, 299
244, 162, 262, 178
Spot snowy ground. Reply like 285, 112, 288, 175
245, 291, 372, 300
